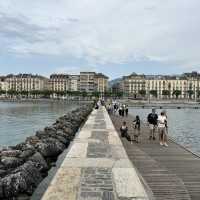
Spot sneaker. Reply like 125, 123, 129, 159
160, 142, 163, 146
164, 143, 168, 147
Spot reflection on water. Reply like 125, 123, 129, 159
129, 108, 200, 155
0, 101, 80, 147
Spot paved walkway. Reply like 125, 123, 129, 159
111, 114, 200, 200
41, 107, 148, 200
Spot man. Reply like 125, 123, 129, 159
147, 108, 158, 140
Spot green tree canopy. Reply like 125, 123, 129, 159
172, 90, 182, 99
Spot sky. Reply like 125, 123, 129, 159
0, 0, 200, 80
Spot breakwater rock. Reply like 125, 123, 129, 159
0, 104, 93, 199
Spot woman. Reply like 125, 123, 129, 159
132, 115, 141, 143
158, 111, 168, 146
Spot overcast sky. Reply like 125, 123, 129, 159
0, 0, 200, 79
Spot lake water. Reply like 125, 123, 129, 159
0, 101, 80, 148
129, 107, 200, 155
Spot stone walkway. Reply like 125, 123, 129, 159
41, 106, 148, 200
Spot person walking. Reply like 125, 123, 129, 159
158, 111, 168, 146
147, 108, 158, 140
125, 105, 129, 117
132, 115, 141, 143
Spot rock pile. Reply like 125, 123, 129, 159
0, 104, 93, 199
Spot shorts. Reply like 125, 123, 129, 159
149, 124, 156, 130
158, 127, 166, 135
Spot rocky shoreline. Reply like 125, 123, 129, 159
0, 104, 93, 200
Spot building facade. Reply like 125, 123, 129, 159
69, 75, 80, 91
6, 74, 49, 92
49, 74, 70, 92
0, 76, 8, 91
95, 73, 109, 93
79, 72, 108, 93
122, 72, 200, 100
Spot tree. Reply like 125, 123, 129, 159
187, 90, 194, 99
162, 90, 170, 98
41, 90, 53, 98
0, 90, 6, 95
92, 91, 101, 98
7, 90, 19, 97
149, 90, 157, 98
139, 90, 146, 97
172, 90, 181, 99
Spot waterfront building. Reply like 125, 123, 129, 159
49, 74, 70, 92
0, 76, 8, 91
95, 73, 109, 93
6, 74, 49, 92
79, 72, 109, 93
121, 72, 200, 100
69, 75, 80, 91
122, 73, 146, 98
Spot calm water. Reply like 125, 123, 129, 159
129, 108, 200, 155
0, 101, 80, 148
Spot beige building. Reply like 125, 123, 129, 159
69, 75, 80, 91
0, 76, 8, 91
122, 73, 146, 98
95, 73, 109, 93
122, 72, 200, 100
49, 74, 70, 92
6, 74, 49, 92
79, 72, 109, 93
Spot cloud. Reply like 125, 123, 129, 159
0, 0, 200, 69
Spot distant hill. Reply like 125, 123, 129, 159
109, 77, 122, 87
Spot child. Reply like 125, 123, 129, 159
132, 115, 141, 143
120, 121, 128, 138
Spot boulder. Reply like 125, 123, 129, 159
1, 157, 23, 169
35, 138, 65, 158
28, 152, 48, 172
1, 150, 22, 157
1, 161, 42, 198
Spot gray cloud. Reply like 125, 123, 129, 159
0, 0, 200, 69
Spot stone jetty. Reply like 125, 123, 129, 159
0, 104, 93, 199
41, 106, 148, 200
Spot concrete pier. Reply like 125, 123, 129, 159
41, 106, 148, 200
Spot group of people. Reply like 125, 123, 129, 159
107, 102, 129, 117
120, 108, 169, 147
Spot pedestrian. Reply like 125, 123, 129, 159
147, 108, 158, 140
119, 105, 122, 116
125, 104, 129, 117
120, 121, 128, 138
132, 115, 141, 143
121, 105, 125, 117
158, 111, 168, 146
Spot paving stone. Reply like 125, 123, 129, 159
102, 191, 115, 200
61, 158, 115, 168
42, 168, 81, 200
67, 142, 88, 158
112, 168, 147, 199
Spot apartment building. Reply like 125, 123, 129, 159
49, 74, 70, 92
122, 72, 200, 100
95, 73, 109, 93
79, 72, 109, 93
6, 74, 49, 92
122, 73, 146, 98
0, 76, 8, 91
69, 75, 80, 91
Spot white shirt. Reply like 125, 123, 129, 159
158, 115, 167, 128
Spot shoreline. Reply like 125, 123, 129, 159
0, 104, 93, 199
